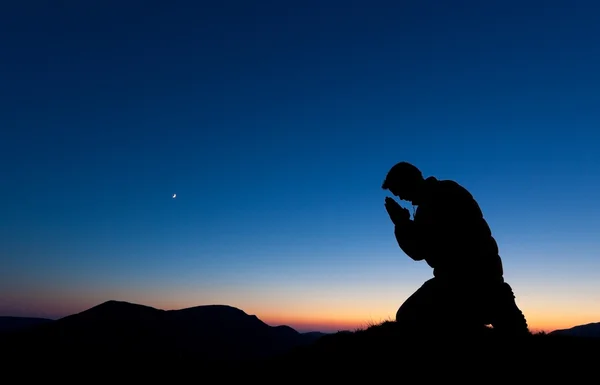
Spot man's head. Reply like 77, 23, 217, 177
381, 161, 425, 203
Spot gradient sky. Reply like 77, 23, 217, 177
1, 0, 599, 333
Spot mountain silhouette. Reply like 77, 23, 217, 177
549, 322, 600, 339
0, 316, 54, 333
1, 300, 325, 362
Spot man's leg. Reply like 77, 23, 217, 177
395, 278, 487, 341
396, 277, 521, 334
395, 278, 443, 332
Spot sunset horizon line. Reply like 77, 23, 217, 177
1, 298, 581, 335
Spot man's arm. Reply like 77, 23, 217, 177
384, 197, 427, 261
393, 221, 425, 261
424, 180, 499, 261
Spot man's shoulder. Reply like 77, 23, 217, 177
428, 178, 473, 201
426, 176, 470, 194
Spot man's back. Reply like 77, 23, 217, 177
413, 177, 503, 280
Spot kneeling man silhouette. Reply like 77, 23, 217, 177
382, 161, 529, 337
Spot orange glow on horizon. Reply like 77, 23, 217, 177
262, 317, 374, 332
3, 291, 597, 335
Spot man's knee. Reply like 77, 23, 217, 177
395, 278, 441, 325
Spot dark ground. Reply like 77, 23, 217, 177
2, 306, 597, 379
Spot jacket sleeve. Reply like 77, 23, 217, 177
392, 180, 467, 262
429, 181, 498, 257
393, 221, 426, 261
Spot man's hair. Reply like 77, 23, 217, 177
381, 161, 423, 190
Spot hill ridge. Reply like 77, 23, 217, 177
1, 299, 324, 361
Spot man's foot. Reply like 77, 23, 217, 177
489, 282, 530, 337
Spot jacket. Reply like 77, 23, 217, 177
393, 176, 504, 281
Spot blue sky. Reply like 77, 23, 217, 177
1, 0, 599, 332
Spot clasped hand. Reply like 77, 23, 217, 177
384, 197, 411, 226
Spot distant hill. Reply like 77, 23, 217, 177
301, 331, 328, 339
0, 316, 54, 333
550, 322, 600, 338
1, 300, 325, 362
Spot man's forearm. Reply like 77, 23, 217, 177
394, 221, 425, 261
